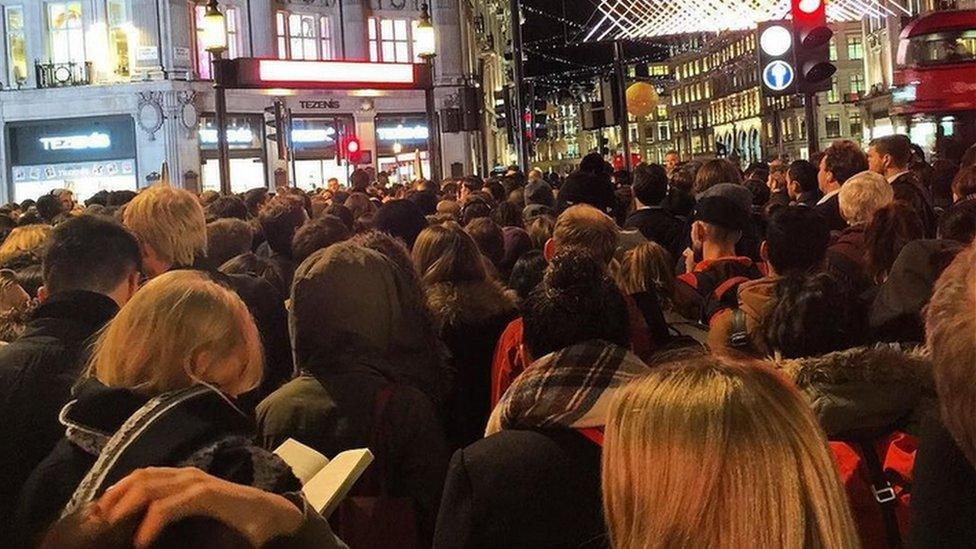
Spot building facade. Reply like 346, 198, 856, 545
0, 0, 481, 202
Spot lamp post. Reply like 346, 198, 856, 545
415, 4, 441, 184
201, 0, 230, 195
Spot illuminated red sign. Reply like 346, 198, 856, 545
214, 58, 432, 90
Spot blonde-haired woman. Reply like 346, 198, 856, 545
603, 357, 860, 549
0, 224, 53, 265
15, 271, 298, 544
413, 222, 517, 448
617, 242, 675, 310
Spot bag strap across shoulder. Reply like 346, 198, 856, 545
855, 439, 903, 549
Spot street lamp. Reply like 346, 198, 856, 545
201, 0, 231, 196
416, 4, 442, 184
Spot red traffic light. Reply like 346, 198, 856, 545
797, 0, 822, 14
345, 136, 361, 154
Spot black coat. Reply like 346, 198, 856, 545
891, 172, 937, 238
624, 207, 684, 261
815, 193, 848, 233
14, 381, 298, 545
434, 428, 606, 549
910, 415, 976, 548
0, 291, 117, 539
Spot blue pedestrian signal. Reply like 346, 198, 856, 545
763, 60, 795, 92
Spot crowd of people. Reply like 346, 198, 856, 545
0, 133, 973, 548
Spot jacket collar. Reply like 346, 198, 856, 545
22, 291, 119, 344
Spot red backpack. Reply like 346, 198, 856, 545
830, 432, 917, 549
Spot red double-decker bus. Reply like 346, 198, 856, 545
892, 9, 976, 160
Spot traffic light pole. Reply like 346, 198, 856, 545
804, 92, 819, 156
212, 51, 231, 195
613, 40, 633, 173
423, 56, 442, 183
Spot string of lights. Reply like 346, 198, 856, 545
521, 4, 589, 31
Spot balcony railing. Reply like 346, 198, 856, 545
34, 60, 93, 89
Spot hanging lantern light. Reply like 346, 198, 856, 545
626, 82, 659, 117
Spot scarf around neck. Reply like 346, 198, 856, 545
485, 340, 649, 436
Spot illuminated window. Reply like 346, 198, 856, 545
850, 112, 862, 137
274, 12, 331, 60
193, 4, 238, 79
4, 6, 27, 85
226, 7, 239, 59
47, 2, 85, 64
827, 76, 839, 103
847, 34, 863, 60
107, 0, 131, 76
368, 17, 421, 62
825, 114, 841, 138
828, 37, 837, 61
849, 73, 864, 94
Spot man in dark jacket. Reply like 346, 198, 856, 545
816, 140, 868, 233
867, 135, 937, 237
123, 186, 292, 399
0, 216, 140, 539
786, 159, 822, 207
624, 163, 683, 260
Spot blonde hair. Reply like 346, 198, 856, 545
603, 358, 859, 549
553, 205, 618, 265
87, 270, 263, 397
0, 224, 53, 264
926, 244, 976, 465
839, 171, 893, 226
413, 222, 487, 285
617, 242, 675, 309
123, 185, 207, 267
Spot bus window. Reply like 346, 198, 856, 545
908, 29, 976, 66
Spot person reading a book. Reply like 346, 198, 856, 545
14, 271, 299, 546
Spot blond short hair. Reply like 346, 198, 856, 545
839, 170, 893, 226
87, 270, 263, 396
0, 224, 53, 264
603, 357, 859, 549
553, 205, 618, 265
927, 244, 976, 465
123, 185, 207, 267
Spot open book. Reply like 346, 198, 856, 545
274, 439, 374, 516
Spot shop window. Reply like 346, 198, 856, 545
106, 0, 132, 76
825, 114, 841, 138
368, 16, 423, 62
194, 4, 239, 79
4, 6, 27, 86
847, 34, 863, 60
275, 11, 332, 60
47, 2, 85, 64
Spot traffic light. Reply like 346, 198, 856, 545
264, 99, 287, 160
533, 99, 549, 141
757, 20, 797, 97
343, 135, 362, 164
791, 0, 835, 93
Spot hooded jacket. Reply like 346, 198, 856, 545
257, 242, 450, 542
426, 280, 518, 449
776, 346, 934, 439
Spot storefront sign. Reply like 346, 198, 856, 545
299, 100, 341, 109
376, 124, 429, 141
7, 115, 137, 167
198, 127, 257, 145
38, 132, 111, 151
12, 159, 135, 182
137, 46, 159, 62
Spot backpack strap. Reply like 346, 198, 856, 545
728, 307, 750, 349
855, 440, 903, 549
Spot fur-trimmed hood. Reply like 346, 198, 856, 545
776, 345, 935, 439
426, 279, 518, 329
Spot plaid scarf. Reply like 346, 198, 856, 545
485, 340, 649, 435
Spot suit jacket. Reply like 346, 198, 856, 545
815, 193, 847, 233
434, 428, 605, 549
890, 172, 937, 238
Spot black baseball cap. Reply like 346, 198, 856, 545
693, 196, 751, 232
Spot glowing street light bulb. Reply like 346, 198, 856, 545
760, 25, 792, 56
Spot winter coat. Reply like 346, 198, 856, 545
0, 291, 117, 541
776, 346, 934, 440
891, 172, 937, 238
911, 416, 976, 548
426, 280, 518, 449
624, 206, 684, 261
15, 381, 298, 546
707, 276, 779, 357
826, 225, 872, 294
433, 429, 605, 549
816, 192, 848, 233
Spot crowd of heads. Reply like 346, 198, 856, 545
0, 136, 974, 548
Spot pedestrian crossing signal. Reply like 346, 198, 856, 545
757, 20, 797, 97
